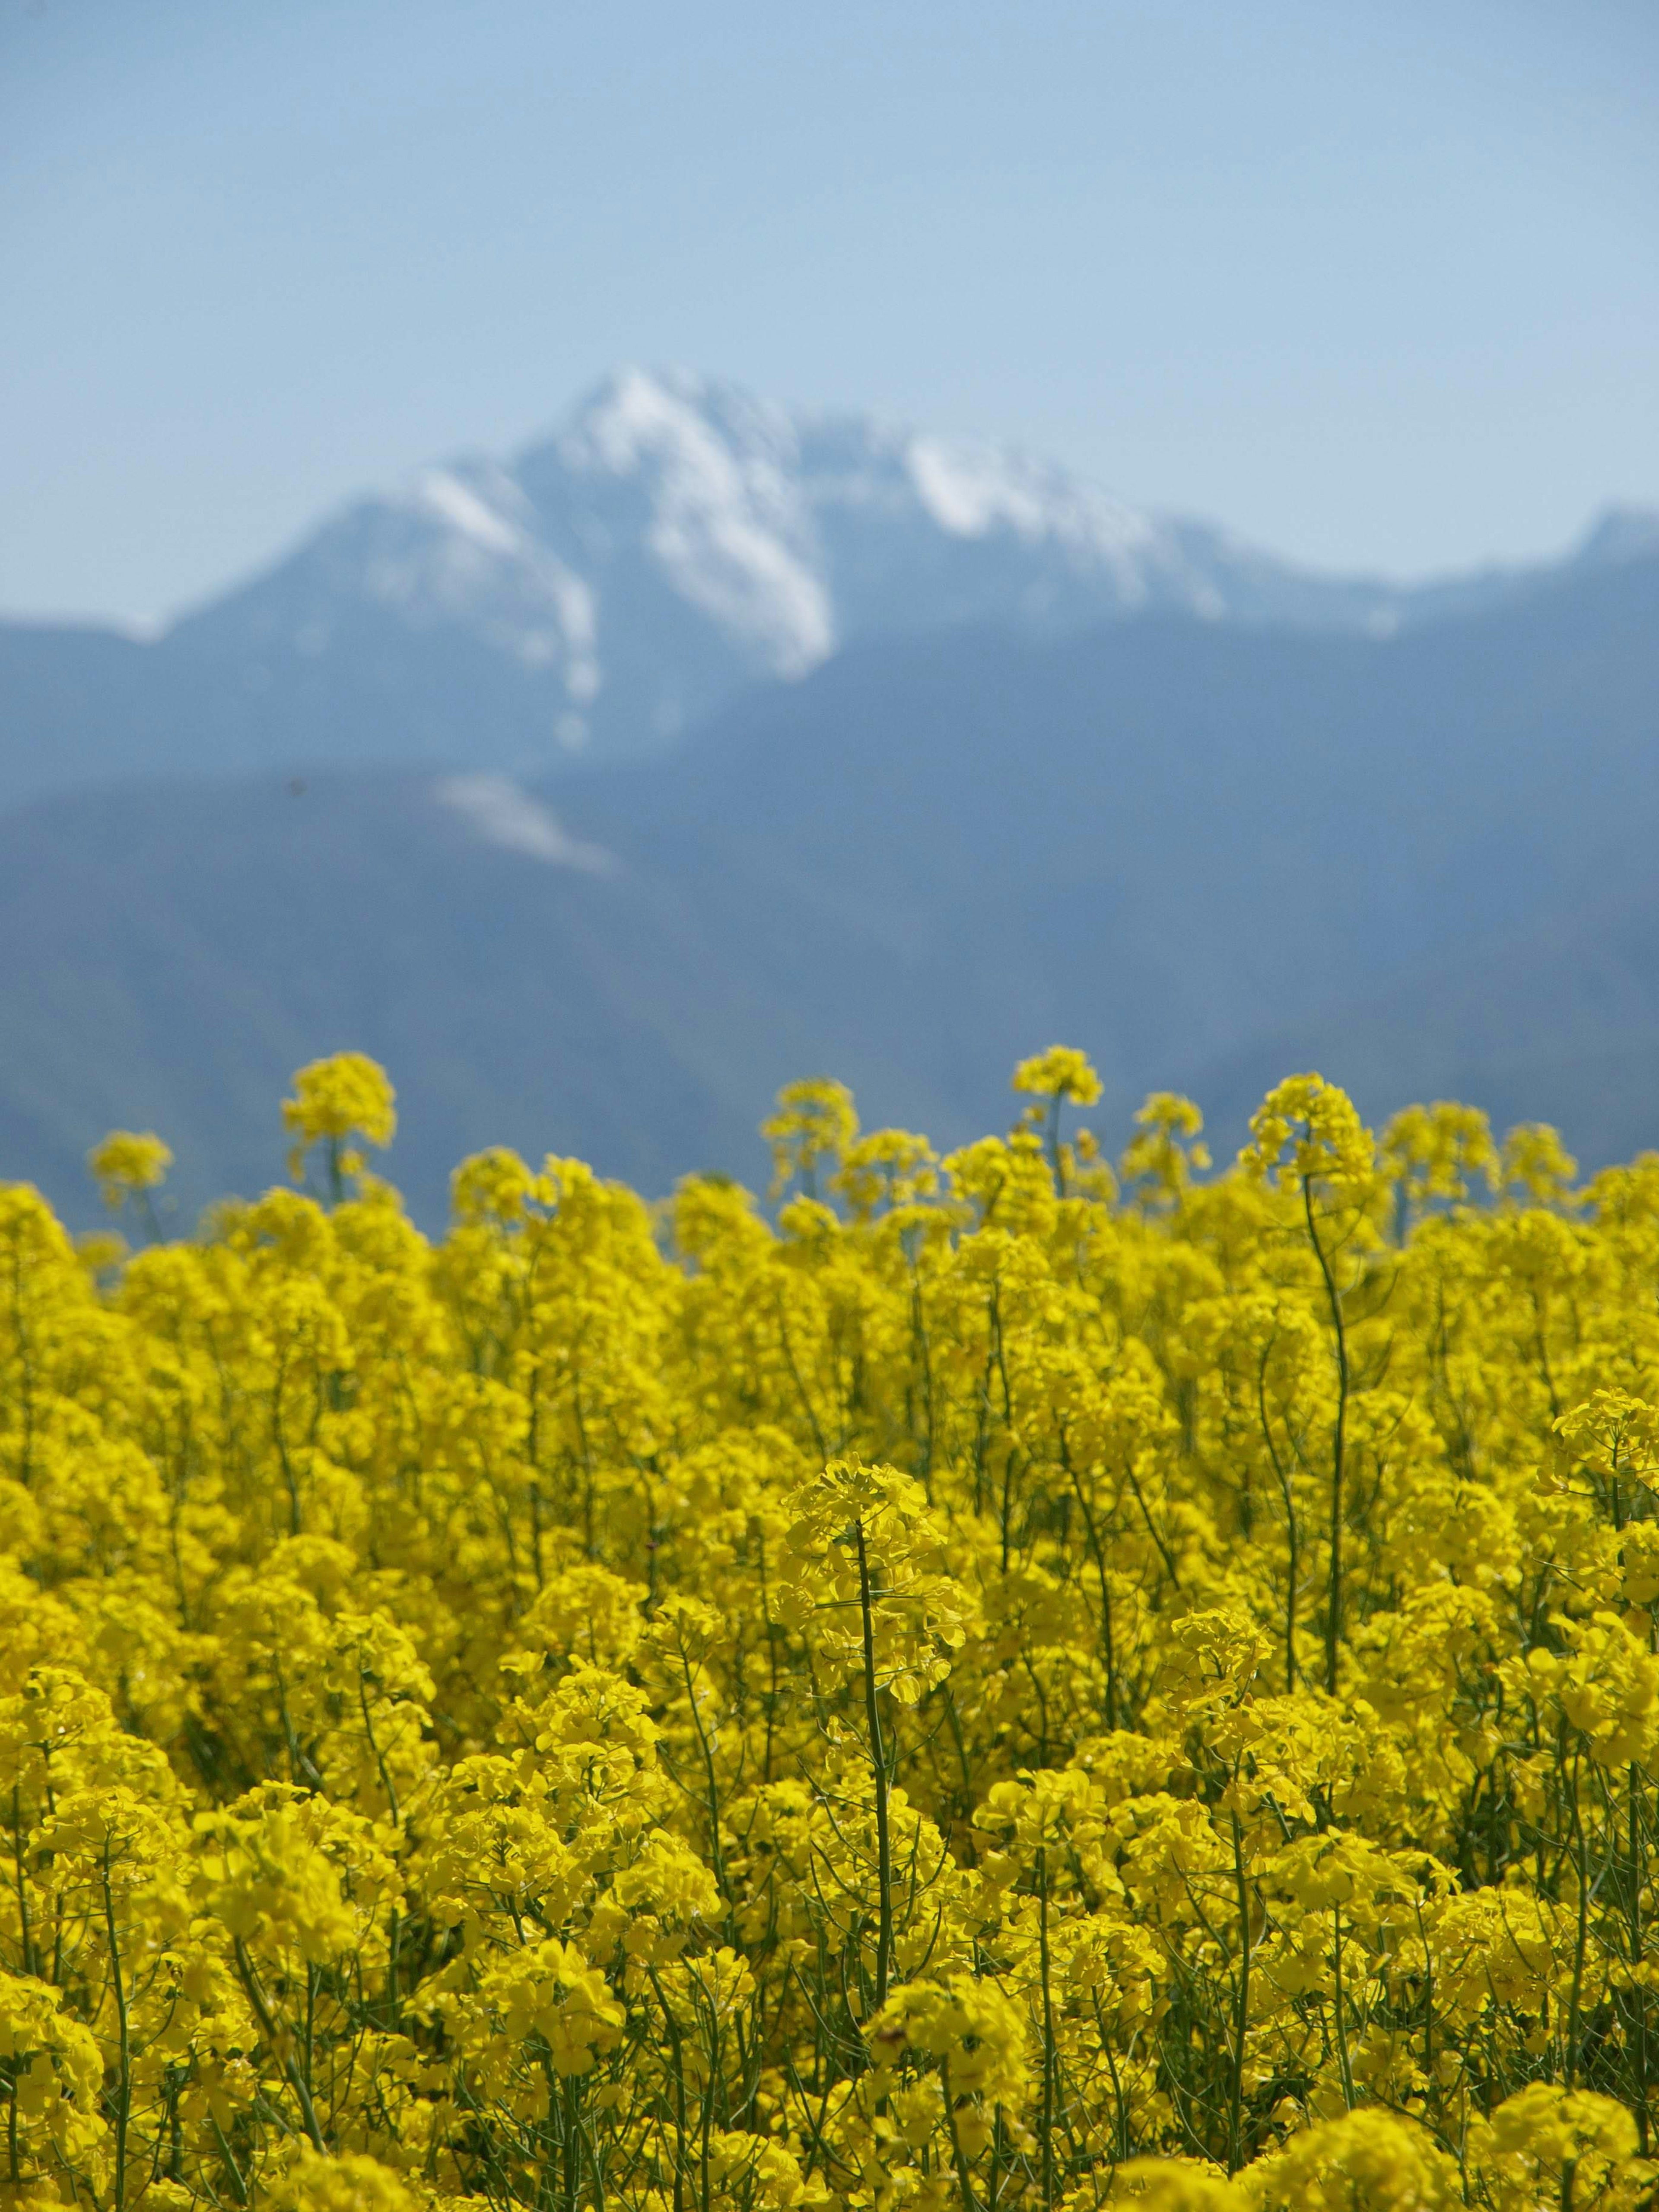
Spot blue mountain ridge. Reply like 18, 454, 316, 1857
3, 548, 1655, 1229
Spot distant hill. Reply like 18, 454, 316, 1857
1191, 849, 1659, 1171
5, 368, 1654, 813
3, 552, 1656, 1229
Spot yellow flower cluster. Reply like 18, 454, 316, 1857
5, 1052, 1659, 2210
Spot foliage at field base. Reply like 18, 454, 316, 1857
8, 1047, 1659, 2212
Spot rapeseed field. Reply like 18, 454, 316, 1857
4, 1047, 1658, 2212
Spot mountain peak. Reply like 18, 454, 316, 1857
530, 366, 805, 505
535, 365, 831, 678
1576, 504, 1659, 569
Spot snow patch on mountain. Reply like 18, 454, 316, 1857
906, 435, 1155, 570
555, 368, 834, 676
414, 469, 526, 557
353, 464, 602, 699
435, 774, 615, 873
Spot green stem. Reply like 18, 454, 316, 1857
853, 1517, 894, 2012
1332, 1905, 1354, 2111
1228, 1810, 1252, 2173
232, 1936, 325, 2151
1303, 1180, 1350, 1695
101, 1859, 130, 2212
1037, 1851, 1057, 2209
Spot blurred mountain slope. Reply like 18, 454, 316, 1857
3, 551, 1655, 1227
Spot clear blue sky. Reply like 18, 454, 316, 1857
3, 0, 1656, 626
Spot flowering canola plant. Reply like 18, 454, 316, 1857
6, 1048, 1659, 2210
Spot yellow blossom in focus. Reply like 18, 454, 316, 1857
0, 1048, 1658, 2209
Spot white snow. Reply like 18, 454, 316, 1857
353, 467, 603, 702
416, 470, 527, 557
435, 775, 615, 873
906, 435, 1155, 560
564, 369, 836, 676
907, 438, 1055, 540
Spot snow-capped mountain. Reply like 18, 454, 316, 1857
5, 369, 1656, 806
154, 369, 1460, 768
